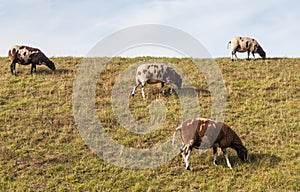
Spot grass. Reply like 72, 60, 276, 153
0, 56, 299, 191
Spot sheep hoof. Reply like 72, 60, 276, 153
186, 166, 190, 170
131, 93, 134, 97
213, 161, 218, 166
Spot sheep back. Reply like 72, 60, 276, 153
230, 36, 262, 53
136, 63, 182, 88
180, 118, 243, 149
8, 45, 56, 71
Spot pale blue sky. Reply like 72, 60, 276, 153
0, 0, 299, 57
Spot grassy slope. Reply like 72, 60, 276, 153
0, 57, 299, 191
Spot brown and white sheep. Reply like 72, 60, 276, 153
8, 45, 56, 75
228, 36, 266, 60
131, 63, 182, 98
172, 118, 248, 170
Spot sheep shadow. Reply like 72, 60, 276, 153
193, 87, 210, 95
145, 87, 210, 98
198, 152, 281, 170
265, 57, 289, 61
225, 152, 281, 168
53, 68, 73, 74
231, 58, 267, 62
35, 68, 72, 75
177, 87, 210, 96
247, 153, 281, 167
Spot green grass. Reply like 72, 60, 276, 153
0, 57, 299, 191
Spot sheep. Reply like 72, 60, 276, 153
172, 118, 248, 170
8, 45, 56, 75
131, 63, 182, 98
228, 36, 266, 61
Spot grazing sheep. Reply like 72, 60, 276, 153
228, 36, 266, 60
8, 45, 56, 75
172, 118, 248, 170
131, 63, 182, 98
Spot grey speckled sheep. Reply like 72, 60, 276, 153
172, 118, 248, 170
228, 36, 266, 60
131, 63, 182, 98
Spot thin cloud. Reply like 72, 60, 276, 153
0, 0, 299, 57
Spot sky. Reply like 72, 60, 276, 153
0, 0, 299, 58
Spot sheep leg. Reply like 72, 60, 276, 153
131, 82, 140, 97
182, 149, 191, 170
180, 145, 186, 163
184, 150, 191, 170
222, 148, 232, 169
161, 82, 165, 95
10, 62, 16, 75
31, 64, 37, 74
247, 52, 250, 60
141, 84, 146, 98
252, 52, 255, 60
180, 144, 186, 153
180, 145, 186, 161
180, 144, 191, 170
213, 146, 218, 166
169, 87, 173, 95
231, 51, 237, 61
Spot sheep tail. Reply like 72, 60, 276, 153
172, 125, 182, 145
227, 41, 231, 49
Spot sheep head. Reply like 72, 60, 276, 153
236, 145, 248, 162
46, 60, 56, 70
174, 73, 182, 89
255, 45, 266, 59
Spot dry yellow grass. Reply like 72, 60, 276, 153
0, 57, 299, 191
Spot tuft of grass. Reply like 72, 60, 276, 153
0, 57, 299, 191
